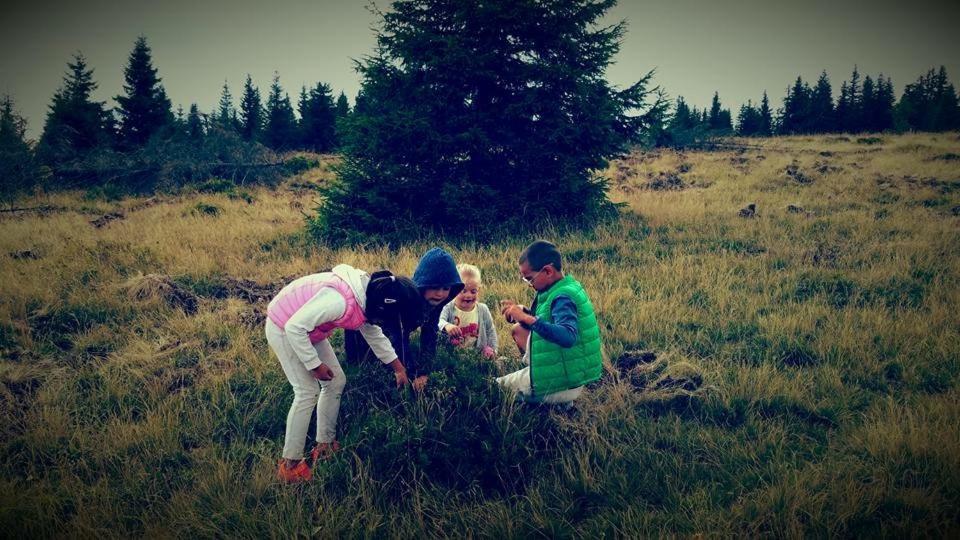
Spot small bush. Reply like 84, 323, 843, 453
192, 202, 221, 217
282, 156, 320, 176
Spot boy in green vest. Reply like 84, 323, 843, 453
497, 240, 603, 404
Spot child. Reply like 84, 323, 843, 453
345, 247, 464, 392
439, 264, 498, 358
265, 264, 422, 483
497, 240, 603, 405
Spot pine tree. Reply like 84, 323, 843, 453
759, 91, 773, 136
0, 95, 37, 201
215, 81, 239, 131
708, 92, 722, 129
263, 73, 298, 151
780, 77, 811, 134
861, 75, 876, 132
736, 100, 763, 136
239, 74, 263, 142
299, 82, 337, 152
838, 66, 862, 132
315, 0, 664, 243
114, 36, 173, 148
37, 53, 111, 166
896, 66, 960, 132
875, 76, 895, 132
809, 71, 835, 133
335, 91, 349, 119
334, 91, 350, 148
187, 103, 204, 140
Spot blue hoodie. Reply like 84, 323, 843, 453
403, 247, 464, 376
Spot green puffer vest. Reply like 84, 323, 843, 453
529, 275, 603, 397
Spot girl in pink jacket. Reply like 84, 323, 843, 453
265, 264, 421, 483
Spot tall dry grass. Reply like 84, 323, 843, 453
1, 133, 958, 537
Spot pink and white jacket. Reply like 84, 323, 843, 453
267, 264, 397, 370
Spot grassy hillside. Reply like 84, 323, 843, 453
1, 134, 958, 537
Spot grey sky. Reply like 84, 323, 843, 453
2, 0, 958, 139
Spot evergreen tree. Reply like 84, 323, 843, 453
736, 100, 763, 136
708, 92, 722, 129
215, 81, 239, 131
334, 91, 350, 148
809, 71, 835, 133
316, 0, 664, 243
836, 81, 851, 133
187, 103, 204, 140
299, 82, 337, 152
838, 66, 862, 132
705, 92, 732, 133
874, 75, 895, 132
0, 95, 37, 201
263, 73, 299, 151
37, 53, 111, 166
335, 91, 349, 119
759, 91, 773, 136
239, 74, 263, 142
860, 75, 876, 132
896, 66, 960, 132
780, 77, 811, 134
114, 36, 173, 148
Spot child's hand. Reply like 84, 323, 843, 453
482, 346, 496, 359
412, 375, 428, 392
444, 323, 462, 337
311, 364, 334, 381
389, 359, 409, 388
502, 303, 532, 325
499, 299, 517, 321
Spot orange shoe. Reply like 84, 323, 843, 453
277, 459, 312, 483
310, 440, 341, 464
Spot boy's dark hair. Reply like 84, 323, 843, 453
519, 240, 562, 272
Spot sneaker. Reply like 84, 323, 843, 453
310, 440, 341, 464
277, 459, 312, 483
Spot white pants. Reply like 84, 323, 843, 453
497, 333, 582, 404
496, 366, 583, 405
265, 319, 346, 459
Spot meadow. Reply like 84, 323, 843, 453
1, 133, 958, 537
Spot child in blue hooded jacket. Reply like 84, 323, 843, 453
345, 247, 463, 391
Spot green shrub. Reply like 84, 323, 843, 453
282, 156, 320, 176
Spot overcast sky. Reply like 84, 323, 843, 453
2, 0, 958, 139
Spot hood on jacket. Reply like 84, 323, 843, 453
412, 247, 464, 302
331, 264, 370, 310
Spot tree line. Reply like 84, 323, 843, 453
656, 66, 960, 146
2, 20, 960, 219
1, 36, 350, 202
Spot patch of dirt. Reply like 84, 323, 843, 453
121, 273, 199, 314
9, 249, 40, 260
221, 276, 285, 303
126, 197, 162, 212
813, 160, 842, 175
784, 162, 813, 184
645, 171, 687, 190
91, 211, 125, 228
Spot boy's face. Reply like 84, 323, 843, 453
519, 261, 557, 292
455, 281, 480, 310
423, 286, 451, 306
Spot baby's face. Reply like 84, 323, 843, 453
455, 281, 480, 310
423, 286, 451, 306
